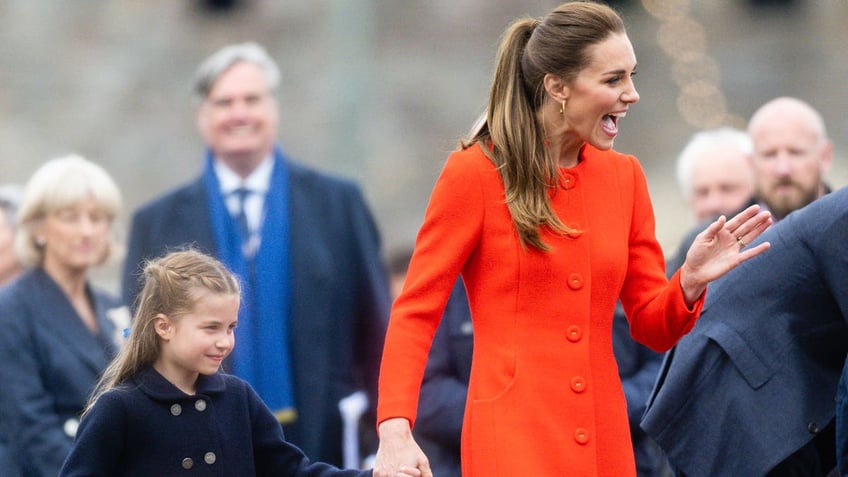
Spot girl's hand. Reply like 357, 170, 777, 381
680, 204, 772, 305
373, 418, 433, 477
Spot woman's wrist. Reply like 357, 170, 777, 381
679, 263, 706, 306
378, 417, 412, 438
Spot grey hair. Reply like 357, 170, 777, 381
192, 42, 281, 104
675, 127, 753, 200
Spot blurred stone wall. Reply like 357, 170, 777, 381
1, 0, 845, 292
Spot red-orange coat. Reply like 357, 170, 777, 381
378, 143, 704, 476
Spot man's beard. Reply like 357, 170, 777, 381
764, 180, 820, 221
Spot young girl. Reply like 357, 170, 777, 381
60, 249, 420, 477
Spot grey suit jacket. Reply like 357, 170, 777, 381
641, 186, 848, 477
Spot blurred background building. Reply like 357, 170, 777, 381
1, 0, 846, 291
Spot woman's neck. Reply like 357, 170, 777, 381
538, 100, 582, 168
42, 260, 88, 299
546, 135, 582, 168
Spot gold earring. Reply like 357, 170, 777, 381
559, 99, 566, 115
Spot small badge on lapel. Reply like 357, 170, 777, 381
106, 306, 132, 348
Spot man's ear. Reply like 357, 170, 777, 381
543, 73, 570, 104
153, 314, 174, 341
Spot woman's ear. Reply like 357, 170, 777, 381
543, 73, 570, 104
153, 314, 174, 341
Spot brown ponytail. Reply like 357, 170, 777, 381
464, 1, 625, 251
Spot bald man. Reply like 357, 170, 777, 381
747, 96, 832, 221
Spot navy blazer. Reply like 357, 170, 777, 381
641, 187, 848, 477
121, 157, 390, 465
0, 268, 122, 476
60, 368, 370, 477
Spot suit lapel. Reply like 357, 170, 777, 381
27, 269, 116, 375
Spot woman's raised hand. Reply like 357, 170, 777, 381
680, 204, 772, 304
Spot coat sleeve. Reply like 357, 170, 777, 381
0, 293, 72, 476
246, 384, 370, 477
378, 149, 485, 428
59, 392, 127, 477
618, 157, 703, 352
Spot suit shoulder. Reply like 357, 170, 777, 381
132, 178, 205, 219
287, 159, 360, 193
0, 270, 42, 310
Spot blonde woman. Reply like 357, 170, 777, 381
0, 155, 129, 476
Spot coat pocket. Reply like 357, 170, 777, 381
704, 322, 774, 389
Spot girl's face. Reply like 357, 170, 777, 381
154, 291, 239, 392
562, 32, 639, 151
39, 196, 111, 274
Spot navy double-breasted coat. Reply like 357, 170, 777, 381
60, 368, 370, 477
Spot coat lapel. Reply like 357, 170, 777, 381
27, 269, 117, 375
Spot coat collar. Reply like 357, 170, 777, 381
132, 367, 227, 401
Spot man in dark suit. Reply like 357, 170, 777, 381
641, 186, 848, 476
122, 42, 390, 467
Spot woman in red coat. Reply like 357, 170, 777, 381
373, 2, 772, 476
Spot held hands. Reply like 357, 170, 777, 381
373, 418, 433, 477
679, 204, 772, 305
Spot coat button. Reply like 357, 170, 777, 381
808, 422, 819, 434
561, 173, 577, 190
181, 457, 194, 469
567, 273, 584, 290
566, 326, 582, 342
63, 418, 80, 438
204, 452, 217, 464
574, 428, 589, 445
570, 376, 586, 393
170, 404, 182, 416
195, 399, 207, 412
